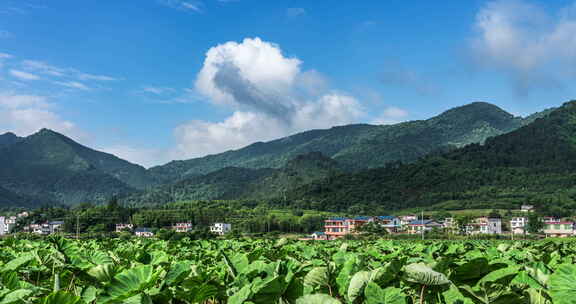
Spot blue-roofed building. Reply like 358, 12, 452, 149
375, 216, 401, 233
407, 220, 443, 234
135, 227, 154, 237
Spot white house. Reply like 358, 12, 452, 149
135, 228, 154, 237
310, 231, 328, 240
543, 221, 574, 238
0, 216, 17, 235
510, 217, 528, 234
210, 223, 232, 235
173, 222, 193, 233
520, 205, 534, 212
115, 223, 133, 233
48, 221, 64, 234
467, 217, 502, 235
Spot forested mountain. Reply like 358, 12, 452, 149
0, 132, 21, 149
148, 102, 525, 182
124, 152, 342, 205
0, 129, 154, 206
0, 101, 556, 208
286, 101, 576, 216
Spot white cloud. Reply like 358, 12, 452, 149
371, 106, 409, 125
78, 73, 118, 81
0, 92, 84, 140
159, 0, 204, 12
286, 7, 306, 17
172, 37, 364, 159
141, 86, 176, 95
53, 81, 90, 90
22, 60, 66, 76
471, 0, 576, 94
9, 69, 40, 81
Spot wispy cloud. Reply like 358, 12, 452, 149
141, 86, 176, 95
286, 7, 306, 17
380, 61, 440, 96
0, 30, 12, 39
158, 0, 204, 13
9, 69, 40, 81
470, 0, 576, 95
78, 73, 118, 81
22, 60, 67, 77
53, 81, 90, 90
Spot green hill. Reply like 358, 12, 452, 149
0, 132, 21, 149
149, 102, 525, 182
287, 101, 576, 216
0, 129, 154, 205
124, 152, 341, 205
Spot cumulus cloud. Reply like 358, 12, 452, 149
0, 92, 84, 140
470, 0, 576, 94
9, 69, 40, 81
173, 37, 364, 159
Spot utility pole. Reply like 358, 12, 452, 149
76, 213, 80, 239
421, 209, 425, 241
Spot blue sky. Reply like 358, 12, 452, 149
1, 0, 576, 167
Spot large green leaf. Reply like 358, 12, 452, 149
0, 289, 33, 304
2, 254, 34, 272
404, 263, 450, 286
304, 267, 329, 289
98, 265, 156, 303
348, 271, 371, 302
295, 294, 341, 304
40, 291, 83, 304
549, 264, 576, 304
364, 282, 405, 304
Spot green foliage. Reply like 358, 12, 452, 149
0, 238, 574, 303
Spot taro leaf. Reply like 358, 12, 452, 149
477, 266, 520, 286
295, 294, 341, 304
39, 291, 82, 304
0, 289, 33, 304
87, 264, 115, 283
123, 294, 153, 304
548, 264, 576, 304
364, 282, 405, 304
100, 265, 155, 302
81, 286, 98, 303
404, 263, 450, 286
1, 272, 21, 290
348, 271, 372, 303
165, 260, 192, 286
275, 238, 289, 248
2, 253, 34, 272
250, 276, 287, 304
442, 284, 474, 304
304, 267, 329, 289
228, 285, 252, 304
525, 288, 550, 304
511, 271, 543, 289
336, 256, 358, 297
453, 258, 490, 281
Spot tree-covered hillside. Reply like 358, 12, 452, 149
288, 101, 576, 216
0, 129, 153, 206
148, 102, 526, 182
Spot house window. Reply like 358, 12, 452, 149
555, 224, 561, 229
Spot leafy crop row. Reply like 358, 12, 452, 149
0, 238, 575, 303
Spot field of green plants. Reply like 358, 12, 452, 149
0, 237, 575, 303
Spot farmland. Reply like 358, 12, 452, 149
0, 238, 575, 303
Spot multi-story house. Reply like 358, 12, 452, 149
543, 220, 574, 238
466, 217, 502, 235
399, 215, 418, 229
373, 216, 401, 233
135, 228, 154, 237
210, 223, 231, 235
324, 217, 370, 239
48, 221, 64, 234
510, 217, 528, 234
115, 223, 134, 233
407, 220, 443, 234
174, 222, 193, 233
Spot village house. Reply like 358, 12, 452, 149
0, 216, 16, 235
543, 220, 574, 238
466, 217, 502, 235
373, 216, 401, 233
174, 222, 193, 233
407, 220, 443, 234
134, 228, 154, 237
310, 231, 328, 240
520, 204, 534, 212
399, 215, 417, 228
324, 217, 370, 239
210, 223, 232, 235
510, 217, 528, 234
48, 221, 64, 234
115, 223, 134, 233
